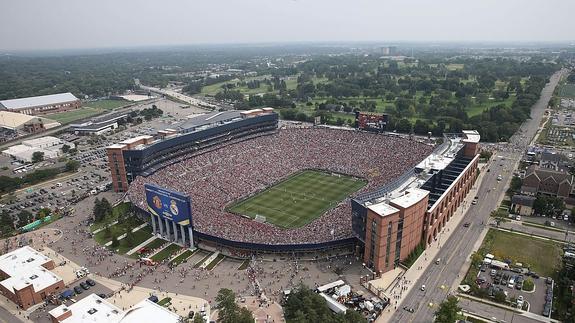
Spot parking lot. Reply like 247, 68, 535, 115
476, 264, 552, 317
29, 274, 114, 323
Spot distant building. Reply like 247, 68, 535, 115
49, 293, 181, 323
0, 93, 81, 116
70, 111, 127, 136
510, 195, 536, 216
381, 46, 398, 56
0, 111, 60, 134
0, 246, 64, 310
521, 165, 573, 198
2, 136, 74, 162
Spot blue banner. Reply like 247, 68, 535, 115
144, 184, 192, 226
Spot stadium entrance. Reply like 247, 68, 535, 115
145, 184, 194, 248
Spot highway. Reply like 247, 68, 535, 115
389, 69, 566, 323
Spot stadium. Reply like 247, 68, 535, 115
109, 109, 479, 272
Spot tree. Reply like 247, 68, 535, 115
18, 210, 33, 226
192, 314, 205, 323
61, 144, 71, 153
111, 236, 119, 248
396, 118, 413, 133
32, 151, 45, 163
284, 284, 366, 323
93, 198, 105, 222
434, 295, 461, 323
65, 160, 80, 172
490, 209, 509, 227
215, 288, 253, 323
523, 278, 534, 292
494, 290, 507, 303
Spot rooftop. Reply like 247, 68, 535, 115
462, 130, 481, 143
50, 295, 180, 323
50, 294, 124, 323
0, 246, 52, 276
0, 111, 60, 129
22, 136, 62, 147
0, 267, 61, 293
367, 202, 399, 217
389, 188, 429, 209
120, 135, 153, 145
177, 110, 242, 132
0, 93, 78, 110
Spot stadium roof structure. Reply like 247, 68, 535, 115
176, 110, 243, 133
0, 93, 78, 110
0, 111, 60, 130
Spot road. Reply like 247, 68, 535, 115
0, 305, 23, 323
135, 79, 216, 111
390, 69, 566, 323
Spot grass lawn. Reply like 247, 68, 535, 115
193, 252, 214, 268
116, 226, 153, 254
168, 249, 196, 267
46, 107, 103, 124
466, 95, 516, 117
84, 99, 129, 110
480, 229, 562, 276
151, 243, 182, 262
228, 170, 366, 228
238, 259, 250, 270
206, 254, 225, 270
559, 83, 575, 98
157, 297, 172, 307
142, 238, 168, 250
90, 202, 133, 232
45, 99, 129, 124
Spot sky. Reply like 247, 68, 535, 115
1, 0, 574, 51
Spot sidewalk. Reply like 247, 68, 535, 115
376, 162, 490, 322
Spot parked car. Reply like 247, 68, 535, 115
80, 282, 90, 290
74, 286, 83, 294
86, 279, 96, 286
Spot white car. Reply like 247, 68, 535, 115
421, 285, 426, 291
517, 295, 524, 308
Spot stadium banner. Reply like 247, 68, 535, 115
144, 184, 192, 226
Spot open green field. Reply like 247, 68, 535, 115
84, 99, 129, 110
45, 99, 129, 124
46, 107, 103, 124
201, 75, 327, 96
228, 170, 366, 228
559, 83, 575, 98
480, 229, 562, 276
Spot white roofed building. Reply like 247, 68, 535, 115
0, 246, 64, 310
0, 92, 81, 116
49, 294, 181, 323
2, 136, 74, 163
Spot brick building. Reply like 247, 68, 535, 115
0, 93, 81, 116
521, 165, 574, 198
0, 246, 64, 310
352, 131, 480, 275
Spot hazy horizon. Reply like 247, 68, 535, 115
1, 0, 574, 51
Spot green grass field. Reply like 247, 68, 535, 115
480, 229, 562, 276
85, 99, 129, 110
559, 83, 575, 98
45, 99, 129, 124
151, 243, 182, 262
228, 170, 366, 228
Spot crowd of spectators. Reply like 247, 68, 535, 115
128, 128, 433, 245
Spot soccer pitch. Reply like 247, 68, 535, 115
228, 170, 366, 229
